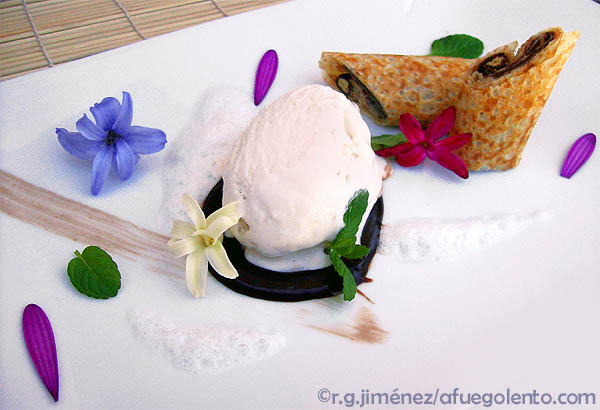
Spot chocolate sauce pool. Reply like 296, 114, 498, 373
202, 180, 384, 302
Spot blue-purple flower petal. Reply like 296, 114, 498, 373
56, 128, 102, 160
76, 114, 106, 141
90, 144, 113, 195
112, 92, 133, 137
112, 151, 139, 171
90, 97, 121, 132
123, 125, 167, 154
114, 139, 135, 181
58, 91, 165, 195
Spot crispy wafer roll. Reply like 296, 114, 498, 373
454, 27, 579, 170
319, 52, 471, 126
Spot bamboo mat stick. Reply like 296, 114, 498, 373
1, 52, 47, 70
113, 1, 210, 16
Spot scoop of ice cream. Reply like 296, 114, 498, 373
222, 84, 385, 270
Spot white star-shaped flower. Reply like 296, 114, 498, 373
168, 194, 240, 297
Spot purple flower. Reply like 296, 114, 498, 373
56, 91, 167, 195
375, 107, 472, 179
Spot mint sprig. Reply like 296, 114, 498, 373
430, 34, 484, 59
67, 246, 121, 299
371, 133, 408, 151
325, 190, 370, 301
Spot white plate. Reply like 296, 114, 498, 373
1, 0, 599, 408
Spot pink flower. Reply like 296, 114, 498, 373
376, 107, 472, 179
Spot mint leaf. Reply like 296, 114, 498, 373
330, 250, 356, 301
325, 190, 371, 301
331, 237, 356, 256
339, 244, 370, 260
371, 133, 408, 151
331, 190, 369, 250
67, 246, 121, 299
430, 34, 484, 59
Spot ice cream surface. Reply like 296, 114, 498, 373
223, 84, 386, 271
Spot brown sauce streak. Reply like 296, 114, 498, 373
309, 307, 388, 344
356, 288, 374, 304
0, 170, 183, 279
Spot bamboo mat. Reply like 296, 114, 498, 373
0, 0, 288, 81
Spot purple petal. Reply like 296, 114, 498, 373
427, 148, 469, 179
114, 139, 135, 181
432, 133, 472, 152
90, 97, 121, 132
123, 125, 167, 154
427, 106, 456, 142
375, 142, 414, 158
560, 133, 596, 178
398, 113, 425, 144
112, 91, 133, 136
56, 128, 102, 160
254, 49, 278, 105
76, 114, 106, 141
395, 144, 426, 167
91, 144, 113, 195
22, 304, 59, 402
112, 152, 140, 171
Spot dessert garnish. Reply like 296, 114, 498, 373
560, 133, 596, 178
22, 304, 59, 402
320, 27, 579, 171
324, 189, 371, 301
370, 132, 407, 151
168, 194, 240, 298
56, 91, 167, 195
430, 34, 484, 58
375, 107, 472, 179
254, 49, 278, 105
67, 246, 121, 299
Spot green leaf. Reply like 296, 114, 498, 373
371, 133, 408, 151
67, 246, 121, 299
331, 189, 369, 250
330, 250, 356, 301
430, 34, 484, 59
326, 190, 371, 301
339, 244, 370, 260
335, 246, 355, 258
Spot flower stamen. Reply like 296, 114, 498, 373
105, 129, 121, 146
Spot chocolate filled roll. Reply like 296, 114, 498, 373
454, 27, 579, 170
319, 52, 471, 126
319, 27, 579, 171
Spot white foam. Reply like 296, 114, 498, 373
378, 210, 552, 263
162, 87, 258, 222
128, 310, 286, 374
